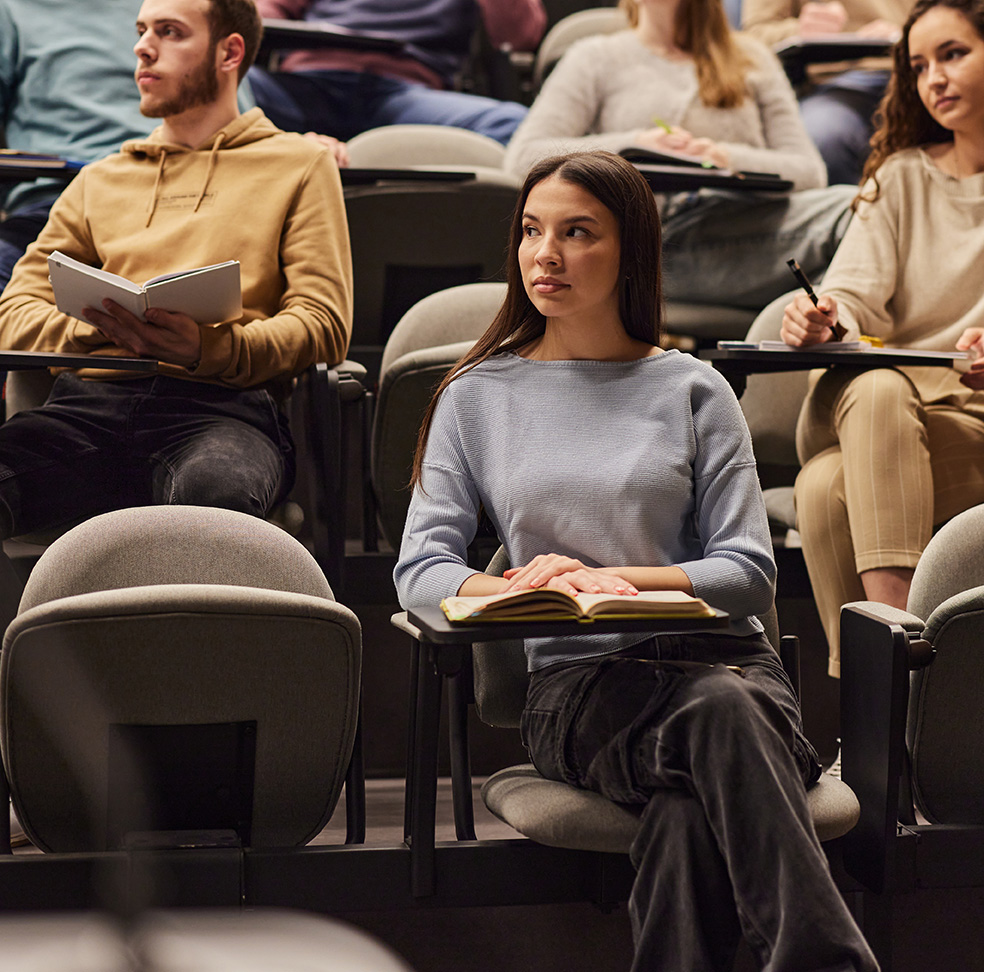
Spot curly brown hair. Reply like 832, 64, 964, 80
859, 0, 983, 205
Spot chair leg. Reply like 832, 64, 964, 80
345, 699, 366, 845
447, 668, 477, 841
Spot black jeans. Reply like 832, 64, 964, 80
522, 633, 878, 972
0, 373, 294, 538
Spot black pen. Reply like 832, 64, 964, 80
787, 258, 838, 339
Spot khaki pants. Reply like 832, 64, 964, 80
794, 365, 984, 677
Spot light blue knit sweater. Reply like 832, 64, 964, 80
395, 349, 776, 670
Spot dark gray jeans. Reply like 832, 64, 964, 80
0, 373, 294, 538
522, 633, 878, 972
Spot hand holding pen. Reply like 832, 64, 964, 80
781, 259, 841, 347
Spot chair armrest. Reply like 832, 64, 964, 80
840, 604, 913, 893
843, 599, 925, 632
390, 610, 422, 640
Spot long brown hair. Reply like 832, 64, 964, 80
859, 0, 983, 204
409, 151, 663, 489
618, 0, 752, 108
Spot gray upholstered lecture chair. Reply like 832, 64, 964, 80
343, 179, 517, 384
0, 909, 414, 972
0, 505, 362, 852
841, 502, 984, 886
371, 282, 507, 550
533, 6, 629, 89
346, 125, 508, 169
471, 547, 860, 852
735, 290, 811, 544
394, 545, 859, 913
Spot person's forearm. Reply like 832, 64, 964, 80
599, 566, 695, 595
477, 0, 547, 51
457, 572, 510, 597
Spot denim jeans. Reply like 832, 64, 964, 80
0, 202, 53, 293
800, 72, 890, 187
0, 374, 295, 539
248, 67, 529, 145
522, 633, 879, 972
660, 184, 857, 310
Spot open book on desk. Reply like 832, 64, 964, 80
718, 340, 970, 361
441, 589, 716, 623
47, 251, 242, 325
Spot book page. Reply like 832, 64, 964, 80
47, 251, 147, 323
143, 260, 242, 324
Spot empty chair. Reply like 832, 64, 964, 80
0, 909, 414, 972
344, 182, 516, 382
840, 503, 984, 965
346, 125, 508, 169
0, 505, 362, 852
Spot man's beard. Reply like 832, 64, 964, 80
141, 41, 220, 118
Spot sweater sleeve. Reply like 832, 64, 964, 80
394, 391, 484, 608
741, 0, 804, 46
189, 150, 353, 386
814, 175, 899, 342
477, 0, 546, 52
716, 38, 827, 189
504, 37, 645, 177
674, 374, 777, 620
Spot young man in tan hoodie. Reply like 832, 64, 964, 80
0, 0, 353, 541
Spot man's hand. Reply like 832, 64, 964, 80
501, 554, 638, 596
83, 299, 202, 368
302, 131, 350, 168
798, 0, 848, 35
780, 293, 839, 347
957, 328, 984, 389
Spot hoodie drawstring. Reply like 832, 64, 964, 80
146, 149, 167, 227
143, 130, 225, 227
194, 132, 225, 214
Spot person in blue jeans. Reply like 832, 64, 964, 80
249, 0, 545, 145
395, 150, 878, 972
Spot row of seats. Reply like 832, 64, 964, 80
2, 492, 983, 971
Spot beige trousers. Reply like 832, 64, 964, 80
794, 365, 984, 677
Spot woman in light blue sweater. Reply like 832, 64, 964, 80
395, 152, 877, 972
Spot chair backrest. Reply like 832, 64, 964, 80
346, 125, 508, 169
905, 504, 984, 824
1, 505, 361, 852
738, 290, 810, 479
371, 283, 507, 549
344, 181, 518, 382
534, 7, 629, 88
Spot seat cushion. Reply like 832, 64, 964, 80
482, 763, 859, 853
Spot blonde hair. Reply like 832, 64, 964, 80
618, 0, 752, 108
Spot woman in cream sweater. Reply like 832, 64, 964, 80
781, 0, 984, 676
503, 0, 859, 308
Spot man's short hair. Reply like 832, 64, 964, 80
206, 0, 263, 80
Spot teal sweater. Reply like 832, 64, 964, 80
395, 350, 776, 670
